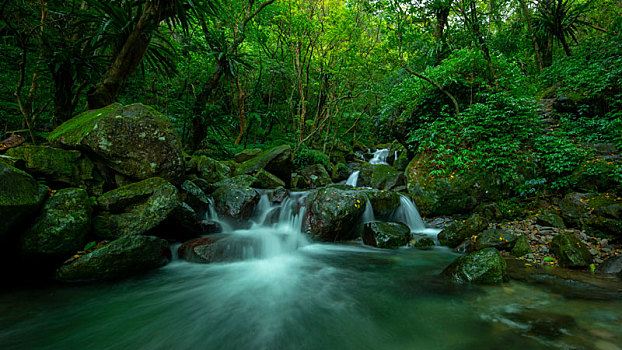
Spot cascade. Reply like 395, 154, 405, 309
369, 148, 390, 165
395, 150, 398, 161
361, 199, 375, 223
345, 170, 360, 186
393, 195, 426, 232
205, 198, 233, 232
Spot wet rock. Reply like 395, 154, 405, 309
161, 202, 204, 239
298, 164, 332, 189
413, 237, 436, 249
48, 103, 184, 184
212, 182, 260, 223
0, 163, 47, 238
474, 228, 517, 251
196, 156, 231, 183
535, 213, 566, 228
361, 222, 410, 248
56, 235, 171, 282
92, 177, 181, 239
269, 186, 289, 203
181, 180, 210, 214
438, 214, 489, 248
441, 248, 508, 284
358, 189, 401, 220
200, 220, 223, 234
550, 232, 593, 268
307, 187, 367, 241
234, 148, 262, 163
509, 311, 576, 339
254, 169, 286, 189
360, 163, 404, 190
20, 188, 91, 258
235, 145, 292, 187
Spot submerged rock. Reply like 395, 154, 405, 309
235, 145, 292, 187
413, 237, 436, 249
441, 248, 508, 284
307, 186, 367, 241
361, 222, 410, 248
0, 163, 47, 238
20, 188, 91, 258
550, 232, 593, 268
56, 235, 171, 282
438, 214, 489, 248
48, 103, 184, 183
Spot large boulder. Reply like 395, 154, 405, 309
357, 189, 401, 220
196, 156, 232, 183
0, 163, 47, 238
361, 222, 410, 248
235, 145, 292, 187
181, 180, 210, 214
360, 163, 404, 190
298, 164, 332, 189
92, 177, 181, 239
55, 235, 171, 282
20, 188, 91, 258
474, 228, 518, 251
306, 186, 368, 241
441, 248, 508, 284
438, 214, 489, 248
558, 192, 590, 228
48, 103, 184, 183
254, 169, 286, 189
549, 232, 593, 268
212, 182, 260, 224
5, 145, 100, 192
234, 148, 262, 163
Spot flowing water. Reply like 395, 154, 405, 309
1, 192, 622, 350
345, 170, 360, 187
369, 148, 390, 165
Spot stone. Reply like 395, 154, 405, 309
441, 248, 508, 284
413, 237, 436, 248
536, 213, 566, 228
510, 235, 531, 257
56, 235, 171, 282
307, 186, 367, 241
438, 214, 489, 248
358, 189, 402, 220
550, 232, 593, 268
331, 163, 350, 182
298, 164, 332, 189
474, 202, 504, 222
0, 163, 47, 238
269, 186, 289, 203
234, 148, 262, 163
254, 169, 286, 189
213, 175, 257, 189
48, 103, 184, 183
598, 256, 622, 275
559, 192, 590, 228
181, 180, 210, 214
20, 188, 91, 258
360, 163, 405, 190
361, 221, 411, 248
196, 156, 232, 183
235, 145, 292, 187
212, 182, 260, 223
474, 228, 517, 251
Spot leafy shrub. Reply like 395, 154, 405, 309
293, 148, 332, 171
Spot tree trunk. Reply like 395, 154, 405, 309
558, 33, 573, 56
233, 75, 246, 145
519, 0, 544, 72
53, 62, 75, 125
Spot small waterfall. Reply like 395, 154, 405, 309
345, 170, 360, 187
394, 151, 398, 161
393, 195, 426, 232
361, 200, 375, 223
369, 148, 390, 165
251, 194, 272, 225
205, 198, 233, 232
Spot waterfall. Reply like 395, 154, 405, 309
369, 148, 390, 165
205, 198, 233, 233
394, 151, 398, 161
393, 195, 426, 232
345, 170, 360, 187
361, 199, 375, 223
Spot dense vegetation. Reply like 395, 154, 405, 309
1, 0, 621, 198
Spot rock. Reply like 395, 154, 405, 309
212, 182, 260, 223
474, 228, 517, 251
92, 177, 181, 239
200, 220, 223, 234
438, 214, 489, 248
254, 169, 286, 189
442, 248, 508, 284
307, 187, 367, 241
358, 189, 402, 220
235, 145, 292, 187
571, 160, 619, 193
0, 154, 25, 168
196, 156, 232, 183
269, 186, 289, 203
474, 202, 503, 222
598, 256, 622, 275
361, 222, 410, 248
331, 163, 350, 182
5, 144, 100, 191
234, 148, 262, 163
536, 213, 566, 228
393, 151, 409, 171
56, 235, 171, 282
550, 232, 593, 268
559, 192, 590, 228
48, 103, 184, 183
413, 236, 436, 248
214, 175, 257, 189
510, 235, 531, 257
0, 163, 47, 238
162, 202, 204, 239
20, 188, 91, 258
298, 164, 332, 189
181, 180, 210, 214
360, 163, 405, 190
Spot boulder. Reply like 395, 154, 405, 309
92, 177, 181, 239
598, 256, 622, 275
550, 232, 593, 268
212, 183, 260, 223
558, 192, 590, 228
331, 163, 350, 182
234, 148, 262, 163
360, 163, 404, 190
441, 248, 508, 284
298, 164, 332, 189
196, 156, 232, 183
361, 222, 410, 248
587, 202, 622, 240
48, 103, 184, 183
161, 202, 204, 239
307, 187, 367, 241
214, 175, 258, 189
474, 202, 503, 222
413, 237, 436, 248
56, 235, 171, 282
20, 188, 91, 258
181, 180, 210, 214
536, 213, 566, 228
358, 189, 401, 220
438, 214, 489, 248
0, 163, 47, 238
235, 145, 292, 187
269, 186, 289, 203
474, 228, 517, 251
254, 169, 286, 189
510, 235, 531, 257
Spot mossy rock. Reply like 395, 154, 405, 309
212, 183, 260, 223
181, 180, 210, 214
441, 248, 508, 284
307, 186, 368, 241
196, 156, 231, 183
361, 221, 410, 248
511, 235, 531, 257
413, 236, 436, 248
48, 103, 184, 184
438, 214, 489, 248
536, 213, 566, 228
331, 163, 350, 182
298, 164, 332, 189
254, 169, 286, 189
360, 163, 405, 190
55, 235, 171, 282
0, 163, 48, 238
558, 192, 590, 228
357, 189, 401, 220
92, 177, 181, 239
235, 145, 292, 187
20, 188, 91, 258
214, 175, 258, 189
550, 232, 593, 268
234, 148, 262, 163
474, 228, 517, 251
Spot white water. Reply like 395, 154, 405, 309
205, 198, 233, 232
345, 170, 360, 186
393, 195, 440, 238
361, 199, 375, 224
369, 148, 390, 165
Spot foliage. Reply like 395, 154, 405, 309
293, 148, 332, 171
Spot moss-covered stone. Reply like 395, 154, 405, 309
536, 213, 566, 228
214, 175, 258, 189
441, 248, 508, 284
550, 232, 593, 268
474, 228, 517, 251
413, 236, 436, 248
92, 177, 180, 239
0, 163, 47, 238
360, 163, 405, 190
361, 221, 410, 248
558, 192, 590, 228
48, 103, 184, 183
212, 183, 260, 223
234, 148, 262, 163
438, 214, 489, 248
20, 188, 91, 257
235, 145, 292, 187
511, 235, 531, 257
307, 186, 368, 241
357, 189, 401, 220
196, 156, 232, 183
181, 180, 210, 214
298, 164, 332, 189
331, 163, 350, 182
55, 235, 171, 282
254, 169, 286, 189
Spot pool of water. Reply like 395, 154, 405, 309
1, 242, 621, 350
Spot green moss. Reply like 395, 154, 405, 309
49, 103, 123, 146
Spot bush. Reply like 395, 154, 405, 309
293, 148, 332, 171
